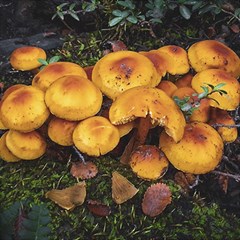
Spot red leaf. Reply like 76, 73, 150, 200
87, 200, 111, 217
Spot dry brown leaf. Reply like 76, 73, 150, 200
142, 183, 172, 217
87, 200, 111, 217
218, 175, 229, 194
174, 171, 198, 192
112, 171, 139, 204
70, 161, 98, 180
229, 24, 239, 33
45, 182, 86, 210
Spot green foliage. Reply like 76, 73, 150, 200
173, 83, 227, 119
52, 3, 80, 21
0, 201, 51, 240
38, 56, 61, 69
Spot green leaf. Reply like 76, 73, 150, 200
109, 17, 124, 26
57, 11, 65, 20
112, 10, 129, 18
234, 8, 240, 17
213, 82, 226, 90
49, 56, 61, 64
198, 4, 217, 15
126, 15, 138, 24
69, 11, 80, 21
38, 58, 48, 65
192, 1, 204, 11
69, 3, 76, 11
179, 5, 192, 19
118, 0, 135, 10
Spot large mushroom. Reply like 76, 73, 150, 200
32, 62, 88, 91
92, 50, 161, 100
159, 122, 224, 174
0, 85, 50, 132
188, 39, 240, 78
45, 75, 102, 121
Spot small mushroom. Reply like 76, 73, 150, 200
174, 73, 194, 88
92, 50, 161, 100
0, 132, 21, 162
45, 75, 103, 121
191, 69, 239, 110
156, 80, 178, 97
73, 116, 120, 157
159, 122, 224, 174
0, 85, 50, 132
130, 145, 169, 180
32, 62, 88, 91
10, 46, 47, 71
47, 116, 79, 146
157, 45, 190, 75
188, 40, 240, 78
5, 130, 47, 160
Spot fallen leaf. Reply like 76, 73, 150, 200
229, 24, 239, 33
108, 40, 127, 52
70, 161, 98, 180
45, 182, 86, 210
174, 171, 198, 192
87, 200, 111, 217
218, 175, 229, 194
112, 171, 139, 204
142, 183, 172, 217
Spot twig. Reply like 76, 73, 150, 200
212, 170, 240, 182
73, 146, 86, 164
210, 123, 240, 128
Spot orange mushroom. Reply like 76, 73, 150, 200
156, 80, 178, 97
159, 122, 224, 174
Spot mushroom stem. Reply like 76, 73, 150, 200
120, 115, 152, 165
73, 146, 86, 164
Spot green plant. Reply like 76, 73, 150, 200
52, 3, 80, 21
0, 201, 51, 240
173, 83, 227, 118
38, 56, 61, 69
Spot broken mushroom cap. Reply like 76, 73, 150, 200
32, 62, 88, 91
188, 40, 240, 78
191, 69, 240, 110
0, 85, 50, 132
109, 86, 186, 143
156, 80, 178, 97
157, 45, 190, 75
139, 50, 172, 77
0, 132, 21, 162
92, 50, 161, 100
5, 130, 47, 160
48, 116, 79, 146
10, 46, 47, 71
130, 145, 169, 180
45, 75, 102, 121
159, 122, 224, 174
73, 116, 120, 157
208, 108, 238, 143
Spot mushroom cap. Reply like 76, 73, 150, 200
157, 45, 190, 75
32, 62, 87, 91
116, 121, 134, 138
188, 40, 240, 78
5, 130, 47, 160
209, 108, 238, 143
159, 122, 224, 174
130, 145, 169, 180
73, 116, 120, 157
0, 132, 21, 162
139, 50, 172, 77
109, 86, 186, 143
45, 75, 103, 121
92, 50, 161, 100
174, 73, 194, 88
191, 69, 240, 110
10, 46, 47, 71
156, 80, 178, 97
48, 116, 79, 146
0, 85, 50, 132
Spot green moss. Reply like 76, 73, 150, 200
1, 156, 239, 240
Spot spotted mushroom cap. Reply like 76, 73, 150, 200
159, 122, 224, 174
32, 62, 88, 91
0, 85, 50, 132
191, 69, 240, 110
73, 116, 120, 157
157, 45, 190, 75
10, 46, 47, 71
45, 75, 103, 121
5, 130, 47, 160
188, 40, 240, 78
92, 50, 161, 100
109, 86, 186, 143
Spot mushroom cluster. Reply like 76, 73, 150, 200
0, 41, 239, 180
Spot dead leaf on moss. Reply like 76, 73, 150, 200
87, 200, 111, 217
45, 182, 86, 210
112, 171, 139, 204
142, 183, 172, 217
70, 161, 98, 180
174, 171, 198, 192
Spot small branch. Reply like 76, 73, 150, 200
210, 123, 240, 128
73, 146, 86, 164
212, 170, 240, 182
